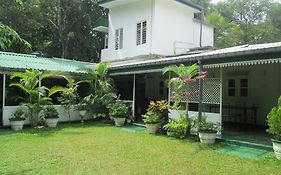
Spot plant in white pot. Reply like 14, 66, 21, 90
267, 96, 281, 160
142, 111, 160, 134
109, 99, 128, 127
9, 108, 25, 131
196, 118, 222, 145
163, 115, 191, 138
42, 106, 60, 128
76, 100, 88, 124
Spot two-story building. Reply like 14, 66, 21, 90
94, 0, 214, 61
94, 0, 281, 141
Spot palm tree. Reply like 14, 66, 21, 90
9, 69, 66, 127
81, 62, 116, 118
163, 63, 207, 119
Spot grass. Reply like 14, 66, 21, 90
0, 123, 281, 175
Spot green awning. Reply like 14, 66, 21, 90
93, 17, 108, 33
204, 58, 281, 69
0, 51, 95, 74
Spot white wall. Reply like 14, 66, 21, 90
102, 0, 153, 61
101, 0, 214, 61
2, 105, 92, 126
151, 0, 214, 56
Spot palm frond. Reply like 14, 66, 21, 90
48, 86, 66, 97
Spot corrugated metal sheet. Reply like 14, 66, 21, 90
0, 51, 96, 73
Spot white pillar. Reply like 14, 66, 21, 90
219, 68, 223, 127
168, 72, 171, 106
132, 74, 136, 117
2, 74, 6, 125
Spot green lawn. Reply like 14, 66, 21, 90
0, 123, 280, 175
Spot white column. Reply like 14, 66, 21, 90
168, 72, 171, 106
219, 68, 223, 127
2, 74, 6, 125
132, 74, 136, 117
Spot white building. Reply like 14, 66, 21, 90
94, 0, 214, 61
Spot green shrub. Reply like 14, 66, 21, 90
163, 115, 190, 138
42, 106, 59, 119
9, 108, 25, 121
108, 99, 128, 118
267, 96, 281, 140
195, 118, 222, 133
142, 111, 160, 124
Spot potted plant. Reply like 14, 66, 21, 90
148, 100, 169, 129
76, 100, 88, 124
163, 115, 191, 138
9, 108, 25, 131
109, 99, 128, 127
42, 105, 60, 128
267, 96, 281, 160
142, 111, 161, 134
196, 118, 222, 144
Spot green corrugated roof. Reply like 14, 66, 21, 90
0, 51, 95, 73
93, 17, 109, 28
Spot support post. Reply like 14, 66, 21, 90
168, 72, 171, 106
219, 68, 223, 130
132, 74, 136, 118
2, 74, 6, 125
198, 61, 203, 122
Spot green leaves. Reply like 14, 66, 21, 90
0, 23, 31, 51
267, 96, 281, 140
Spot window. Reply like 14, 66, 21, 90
240, 79, 248, 97
115, 28, 123, 50
228, 79, 235, 97
136, 21, 147, 45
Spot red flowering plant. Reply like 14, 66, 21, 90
163, 63, 207, 119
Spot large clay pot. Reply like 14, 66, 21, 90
114, 117, 126, 127
199, 132, 217, 144
272, 139, 281, 160
45, 118, 59, 128
10, 120, 24, 131
146, 123, 160, 134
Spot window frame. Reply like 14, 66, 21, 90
115, 28, 123, 50
136, 20, 147, 46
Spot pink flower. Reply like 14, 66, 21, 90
183, 92, 190, 97
183, 78, 196, 84
199, 71, 208, 79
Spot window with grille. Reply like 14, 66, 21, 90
104, 33, 108, 49
136, 21, 147, 45
115, 28, 123, 50
240, 79, 248, 97
228, 79, 235, 97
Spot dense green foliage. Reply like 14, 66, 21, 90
9, 108, 25, 121
193, 0, 281, 48
0, 0, 106, 61
108, 99, 128, 118
42, 106, 59, 119
0, 123, 281, 175
163, 115, 191, 139
142, 111, 160, 124
9, 70, 65, 126
267, 96, 281, 140
196, 117, 222, 133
